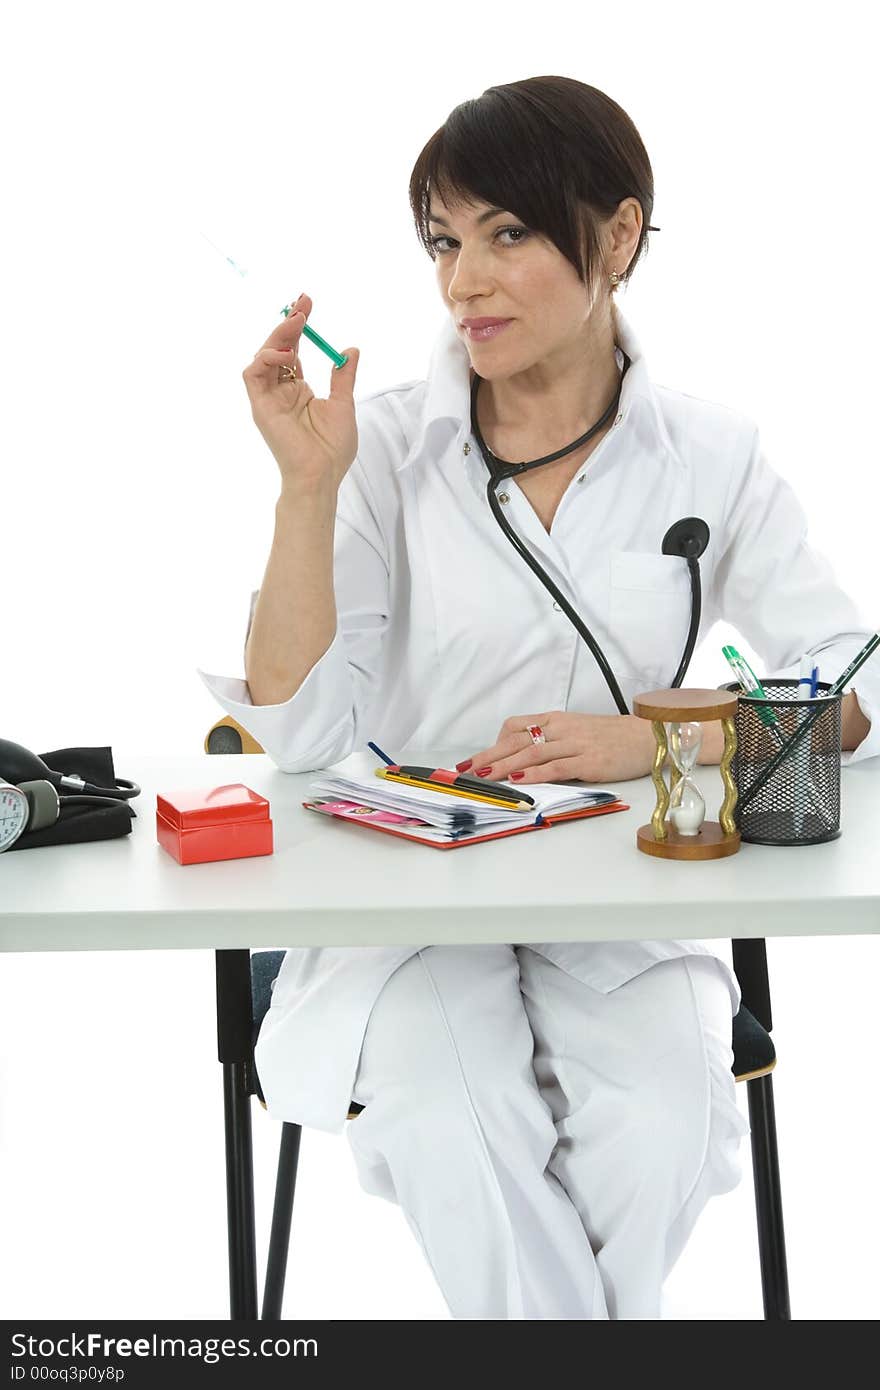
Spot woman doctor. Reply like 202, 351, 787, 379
198, 76, 878, 1319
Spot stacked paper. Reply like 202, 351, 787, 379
304, 750, 620, 843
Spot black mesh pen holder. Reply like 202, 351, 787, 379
719, 679, 843, 846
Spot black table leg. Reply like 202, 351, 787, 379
215, 948, 258, 1319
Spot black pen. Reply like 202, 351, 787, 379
402, 763, 534, 805
380, 766, 535, 810
367, 744, 536, 809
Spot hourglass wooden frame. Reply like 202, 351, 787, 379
632, 689, 742, 860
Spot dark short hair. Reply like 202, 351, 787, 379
408, 76, 659, 300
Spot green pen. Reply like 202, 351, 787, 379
723, 643, 828, 824
722, 645, 780, 732
280, 303, 348, 369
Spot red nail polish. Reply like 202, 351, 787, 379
455, 759, 473, 772
476, 766, 492, 777
510, 771, 524, 780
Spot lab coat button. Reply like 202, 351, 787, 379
614, 413, 623, 426
577, 474, 585, 483
552, 601, 562, 611
498, 492, 510, 504
463, 441, 471, 454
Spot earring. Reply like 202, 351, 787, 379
609, 270, 621, 289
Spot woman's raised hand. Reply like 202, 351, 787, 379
242, 292, 360, 495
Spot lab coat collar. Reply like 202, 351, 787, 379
393, 304, 682, 474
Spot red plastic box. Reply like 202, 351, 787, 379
156, 783, 273, 865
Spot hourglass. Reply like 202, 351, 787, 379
633, 689, 742, 860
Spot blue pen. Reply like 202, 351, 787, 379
798, 654, 815, 699
795, 657, 819, 833
367, 741, 395, 766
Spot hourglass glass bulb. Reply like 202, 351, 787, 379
666, 721, 706, 835
666, 721, 703, 772
669, 778, 706, 835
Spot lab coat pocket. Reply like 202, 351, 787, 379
608, 549, 692, 686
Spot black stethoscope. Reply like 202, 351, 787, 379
469, 355, 710, 716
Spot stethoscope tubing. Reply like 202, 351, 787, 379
471, 358, 701, 714
485, 474, 701, 714
485, 482, 632, 714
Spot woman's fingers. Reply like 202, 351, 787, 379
466, 738, 567, 780
244, 296, 314, 395
510, 753, 585, 783
494, 744, 581, 780
253, 346, 303, 367
240, 287, 360, 493
255, 292, 313, 355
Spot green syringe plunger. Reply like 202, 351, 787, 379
280, 304, 348, 369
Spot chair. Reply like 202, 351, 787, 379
207, 714, 790, 1320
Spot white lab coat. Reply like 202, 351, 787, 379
197, 306, 880, 1136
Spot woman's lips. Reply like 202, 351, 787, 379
462, 320, 513, 342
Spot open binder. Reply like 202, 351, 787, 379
303, 793, 631, 849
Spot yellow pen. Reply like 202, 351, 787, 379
374, 768, 532, 812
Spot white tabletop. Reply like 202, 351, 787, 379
1, 749, 878, 952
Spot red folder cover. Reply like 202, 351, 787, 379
302, 797, 630, 848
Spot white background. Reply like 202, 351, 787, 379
1, 0, 878, 1320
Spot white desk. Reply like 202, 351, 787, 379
2, 751, 878, 953
2, 749, 877, 1321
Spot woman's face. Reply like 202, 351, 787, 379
427, 191, 607, 376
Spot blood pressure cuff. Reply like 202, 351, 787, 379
5, 745, 136, 851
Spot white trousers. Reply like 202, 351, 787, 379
346, 945, 751, 1320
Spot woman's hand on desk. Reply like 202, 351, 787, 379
456, 711, 657, 785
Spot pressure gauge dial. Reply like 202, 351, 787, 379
0, 778, 31, 852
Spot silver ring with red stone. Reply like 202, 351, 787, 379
526, 724, 546, 745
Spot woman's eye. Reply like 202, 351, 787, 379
429, 226, 530, 253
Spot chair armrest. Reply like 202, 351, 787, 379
205, 717, 266, 755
